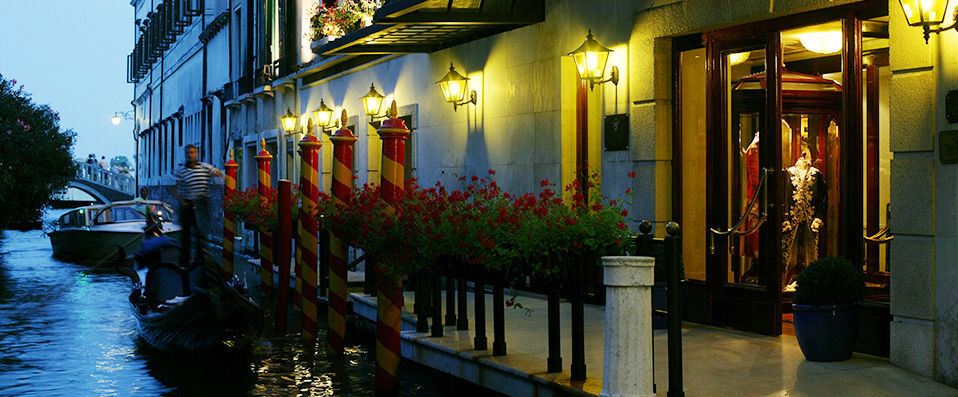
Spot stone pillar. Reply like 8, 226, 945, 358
600, 256, 655, 397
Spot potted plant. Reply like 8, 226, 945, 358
792, 256, 865, 362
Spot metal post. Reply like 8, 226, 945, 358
276, 180, 293, 331
375, 102, 408, 397
299, 126, 322, 342
415, 273, 429, 333
432, 273, 443, 337
474, 276, 487, 350
571, 257, 586, 381
637, 220, 653, 256
327, 110, 355, 353
456, 277, 468, 330
255, 139, 274, 298
445, 276, 456, 326
547, 286, 561, 372
665, 222, 684, 397
492, 283, 506, 356
222, 150, 238, 278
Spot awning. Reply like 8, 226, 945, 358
313, 0, 544, 56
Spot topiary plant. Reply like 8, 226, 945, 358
793, 256, 865, 306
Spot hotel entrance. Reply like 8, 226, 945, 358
674, 2, 891, 353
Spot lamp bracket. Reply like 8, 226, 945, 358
452, 90, 478, 111
921, 6, 958, 43
589, 65, 619, 91
114, 110, 135, 120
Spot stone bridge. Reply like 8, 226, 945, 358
69, 162, 135, 203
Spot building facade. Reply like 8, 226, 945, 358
129, 0, 958, 386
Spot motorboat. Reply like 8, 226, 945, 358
48, 200, 181, 266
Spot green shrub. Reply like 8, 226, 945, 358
793, 256, 864, 306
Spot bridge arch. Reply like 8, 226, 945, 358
67, 180, 113, 203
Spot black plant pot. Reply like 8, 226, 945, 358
793, 303, 859, 362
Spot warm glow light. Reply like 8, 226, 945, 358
361, 83, 385, 117
799, 31, 843, 54
900, 0, 951, 26
436, 64, 469, 104
111, 116, 121, 126
569, 30, 612, 81
313, 99, 334, 128
728, 52, 750, 66
281, 108, 297, 133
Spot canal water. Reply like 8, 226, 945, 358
0, 210, 490, 396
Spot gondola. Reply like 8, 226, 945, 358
117, 212, 262, 352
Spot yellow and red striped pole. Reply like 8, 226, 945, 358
295, 122, 312, 315
328, 110, 356, 355
222, 149, 238, 278
255, 139, 274, 297
375, 101, 409, 396
299, 120, 323, 341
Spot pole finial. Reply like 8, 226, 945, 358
261, 138, 266, 150
341, 109, 348, 127
229, 149, 234, 161
388, 100, 398, 119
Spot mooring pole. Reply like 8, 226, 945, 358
299, 122, 323, 342
375, 102, 408, 397
665, 222, 685, 397
255, 139, 274, 298
276, 180, 293, 331
222, 150, 238, 278
327, 110, 355, 353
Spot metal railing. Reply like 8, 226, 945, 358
75, 161, 136, 196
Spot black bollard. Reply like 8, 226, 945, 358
570, 257, 586, 381
432, 273, 443, 337
636, 220, 653, 256
445, 276, 456, 326
473, 276, 487, 350
457, 278, 468, 330
364, 257, 377, 296
415, 273, 429, 333
319, 228, 330, 297
492, 284, 506, 356
665, 222, 684, 397
547, 287, 561, 372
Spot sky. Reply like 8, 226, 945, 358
0, 1, 134, 163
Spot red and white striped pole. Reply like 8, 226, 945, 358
255, 139, 274, 298
375, 101, 409, 396
299, 120, 323, 341
222, 149, 238, 278
328, 110, 356, 355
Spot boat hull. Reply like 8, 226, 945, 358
50, 225, 181, 266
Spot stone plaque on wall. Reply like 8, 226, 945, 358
941, 130, 958, 164
604, 114, 629, 152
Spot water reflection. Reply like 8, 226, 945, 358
0, 210, 496, 396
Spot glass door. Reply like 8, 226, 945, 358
707, 33, 784, 336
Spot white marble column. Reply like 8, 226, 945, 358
601, 256, 655, 397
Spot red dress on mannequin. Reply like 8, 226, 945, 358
741, 134, 760, 259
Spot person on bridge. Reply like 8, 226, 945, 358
170, 144, 223, 266
98, 156, 109, 170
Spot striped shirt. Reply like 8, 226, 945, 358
174, 162, 216, 200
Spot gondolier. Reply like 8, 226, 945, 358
172, 144, 224, 266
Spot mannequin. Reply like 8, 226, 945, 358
782, 149, 826, 290
741, 132, 760, 260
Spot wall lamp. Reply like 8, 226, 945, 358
281, 107, 297, 134
112, 110, 134, 126
568, 30, 618, 91
436, 64, 477, 111
313, 99, 338, 134
361, 83, 388, 122
900, 0, 958, 43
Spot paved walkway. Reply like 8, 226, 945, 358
223, 251, 958, 396
351, 288, 958, 397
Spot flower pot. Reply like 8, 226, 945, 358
793, 303, 859, 362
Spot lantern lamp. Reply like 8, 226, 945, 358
313, 99, 335, 133
568, 30, 619, 91
361, 83, 386, 121
111, 115, 122, 126
899, 0, 956, 43
436, 64, 477, 111
111, 110, 133, 126
281, 107, 297, 133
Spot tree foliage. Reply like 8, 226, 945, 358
0, 73, 77, 229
